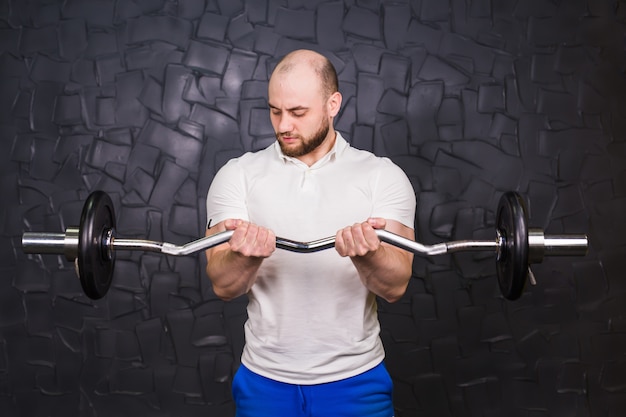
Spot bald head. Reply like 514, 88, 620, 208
267, 49, 343, 166
271, 50, 339, 100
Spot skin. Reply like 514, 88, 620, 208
205, 49, 415, 303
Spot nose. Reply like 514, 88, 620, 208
275, 113, 294, 134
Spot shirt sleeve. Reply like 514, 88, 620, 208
371, 158, 417, 229
205, 158, 250, 229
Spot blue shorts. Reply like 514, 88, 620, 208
232, 362, 394, 417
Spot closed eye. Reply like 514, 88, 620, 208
269, 104, 308, 117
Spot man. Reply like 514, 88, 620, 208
204, 49, 416, 417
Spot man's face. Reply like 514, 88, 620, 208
268, 67, 332, 162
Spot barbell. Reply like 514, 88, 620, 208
21, 191, 589, 301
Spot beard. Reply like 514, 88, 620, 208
277, 117, 330, 158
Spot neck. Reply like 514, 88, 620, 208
298, 130, 337, 167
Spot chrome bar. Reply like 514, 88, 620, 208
113, 238, 165, 253
445, 239, 499, 253
158, 230, 455, 256
543, 234, 588, 256
527, 228, 588, 262
22, 232, 66, 253
22, 227, 589, 260
158, 232, 339, 255
156, 229, 499, 257
528, 229, 546, 263
22, 230, 79, 261
377, 230, 449, 255
65, 227, 79, 261
277, 235, 336, 253
159, 231, 233, 255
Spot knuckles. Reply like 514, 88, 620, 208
229, 224, 276, 258
335, 222, 380, 257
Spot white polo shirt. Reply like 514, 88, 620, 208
206, 132, 416, 384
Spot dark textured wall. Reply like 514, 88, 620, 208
2, 0, 625, 416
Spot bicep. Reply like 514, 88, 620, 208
373, 162, 417, 229
206, 160, 249, 228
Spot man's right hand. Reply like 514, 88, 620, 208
223, 219, 276, 258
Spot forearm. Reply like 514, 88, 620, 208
352, 244, 413, 303
335, 218, 415, 302
205, 250, 262, 301
204, 220, 275, 301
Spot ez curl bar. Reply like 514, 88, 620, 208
21, 191, 589, 301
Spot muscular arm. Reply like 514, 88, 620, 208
335, 218, 414, 303
204, 219, 276, 301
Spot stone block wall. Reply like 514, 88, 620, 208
1, 1, 625, 416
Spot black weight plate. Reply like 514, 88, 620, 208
77, 191, 116, 299
496, 191, 529, 300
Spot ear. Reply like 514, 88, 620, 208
327, 91, 342, 117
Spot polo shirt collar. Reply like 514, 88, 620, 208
274, 132, 348, 168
